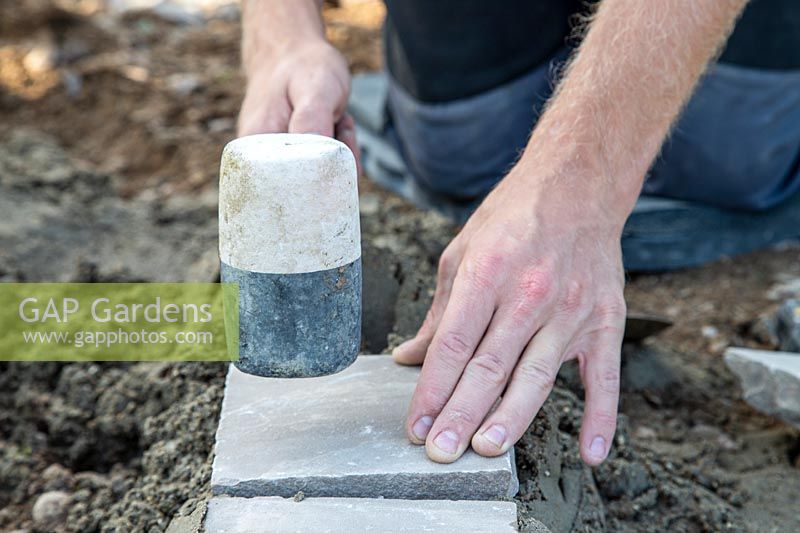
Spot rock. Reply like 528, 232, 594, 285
32, 491, 71, 532
633, 426, 657, 440
725, 348, 800, 428
166, 73, 202, 96
165, 500, 206, 533
204, 497, 523, 532
206, 117, 234, 134
776, 299, 800, 352
23, 40, 55, 75
766, 276, 800, 300
211, 356, 518, 500
40, 464, 73, 491
596, 460, 652, 500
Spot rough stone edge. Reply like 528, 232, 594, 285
204, 496, 526, 532
212, 468, 515, 501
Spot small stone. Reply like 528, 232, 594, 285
701, 325, 719, 339
40, 464, 72, 491
596, 460, 652, 500
166, 73, 202, 96
32, 491, 71, 532
766, 277, 800, 300
207, 117, 234, 134
633, 426, 657, 440
23, 43, 55, 75
212, 356, 518, 500
205, 497, 523, 532
165, 501, 206, 533
725, 347, 800, 428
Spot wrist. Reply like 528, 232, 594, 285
241, 0, 327, 77
510, 146, 634, 236
245, 37, 332, 79
514, 116, 643, 232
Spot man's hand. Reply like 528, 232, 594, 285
393, 0, 748, 465
238, 0, 359, 166
394, 153, 627, 466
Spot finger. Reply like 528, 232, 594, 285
393, 241, 465, 366
424, 307, 545, 463
577, 320, 624, 466
288, 99, 336, 137
404, 253, 500, 445
471, 321, 577, 457
392, 306, 441, 367
237, 94, 292, 137
335, 114, 362, 175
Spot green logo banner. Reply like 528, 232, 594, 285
0, 283, 239, 362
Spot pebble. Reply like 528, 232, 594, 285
32, 491, 71, 532
40, 464, 73, 492
166, 73, 202, 96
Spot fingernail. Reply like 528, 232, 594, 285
481, 424, 507, 448
589, 436, 606, 460
433, 430, 459, 454
412, 416, 433, 441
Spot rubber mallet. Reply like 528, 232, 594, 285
218, 134, 362, 377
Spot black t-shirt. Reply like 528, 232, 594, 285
384, 0, 800, 103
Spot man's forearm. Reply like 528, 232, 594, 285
521, 0, 748, 224
241, 0, 326, 76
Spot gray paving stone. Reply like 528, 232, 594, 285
204, 496, 523, 532
212, 355, 518, 500
725, 347, 800, 428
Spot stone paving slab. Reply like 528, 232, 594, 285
725, 347, 800, 428
204, 497, 523, 532
212, 355, 518, 500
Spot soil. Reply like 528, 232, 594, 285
1, 2, 798, 532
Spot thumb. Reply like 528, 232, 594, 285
288, 100, 336, 137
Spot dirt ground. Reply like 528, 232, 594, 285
1, 2, 799, 532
